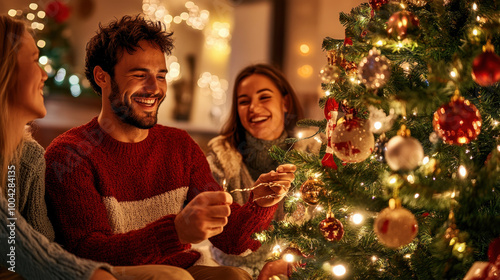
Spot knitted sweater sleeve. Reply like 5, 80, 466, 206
0, 197, 113, 279
17, 140, 55, 241
185, 135, 277, 255
44, 141, 191, 266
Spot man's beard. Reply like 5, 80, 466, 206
109, 78, 161, 129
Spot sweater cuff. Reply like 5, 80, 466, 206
150, 214, 191, 256
82, 263, 115, 280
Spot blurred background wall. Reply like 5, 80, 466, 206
0, 0, 365, 151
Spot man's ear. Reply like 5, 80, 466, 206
94, 66, 110, 90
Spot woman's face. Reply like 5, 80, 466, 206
10, 30, 47, 122
237, 74, 288, 140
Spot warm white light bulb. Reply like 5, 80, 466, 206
333, 265, 346, 276
450, 71, 457, 78
459, 165, 467, 178
352, 213, 363, 224
284, 253, 295, 263
472, 3, 478, 10
407, 175, 415, 184
422, 156, 430, 165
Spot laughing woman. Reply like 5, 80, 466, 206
205, 64, 309, 278
0, 15, 116, 280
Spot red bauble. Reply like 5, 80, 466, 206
433, 96, 482, 145
472, 45, 500, 86
370, 0, 389, 10
344, 37, 353, 46
319, 214, 344, 241
45, 1, 71, 23
489, 237, 500, 263
387, 11, 420, 40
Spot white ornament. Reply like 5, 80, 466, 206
331, 118, 375, 163
374, 204, 418, 248
385, 135, 424, 171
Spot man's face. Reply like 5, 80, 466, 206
108, 40, 167, 129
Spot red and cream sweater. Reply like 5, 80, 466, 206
44, 117, 277, 268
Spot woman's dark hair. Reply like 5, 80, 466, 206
220, 64, 304, 150
85, 15, 174, 95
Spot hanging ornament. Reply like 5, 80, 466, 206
344, 36, 353, 46
358, 48, 391, 89
374, 198, 418, 248
433, 91, 482, 145
385, 125, 424, 171
290, 202, 307, 223
387, 10, 420, 40
444, 211, 460, 242
331, 113, 375, 163
319, 65, 341, 84
406, 0, 427, 7
45, 0, 71, 23
322, 98, 339, 170
300, 177, 325, 205
374, 134, 388, 163
369, 0, 389, 10
472, 41, 500, 87
319, 212, 344, 242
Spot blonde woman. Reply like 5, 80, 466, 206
0, 14, 117, 280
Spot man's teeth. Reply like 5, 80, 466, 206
251, 116, 268, 123
135, 98, 155, 105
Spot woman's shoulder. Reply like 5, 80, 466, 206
207, 135, 233, 152
21, 139, 45, 162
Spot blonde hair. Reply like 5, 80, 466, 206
0, 15, 26, 192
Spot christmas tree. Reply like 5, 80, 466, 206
9, 1, 90, 97
261, 0, 500, 279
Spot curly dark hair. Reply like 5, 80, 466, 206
84, 15, 174, 95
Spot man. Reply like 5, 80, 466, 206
44, 15, 295, 280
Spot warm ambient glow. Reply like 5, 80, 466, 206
300, 44, 311, 54
298, 65, 313, 78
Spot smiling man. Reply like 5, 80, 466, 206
44, 15, 295, 280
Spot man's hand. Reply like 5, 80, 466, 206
252, 164, 296, 207
174, 191, 232, 244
